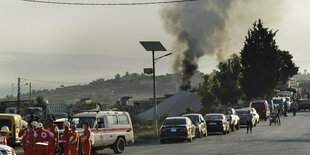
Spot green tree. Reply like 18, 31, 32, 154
240, 19, 281, 98
198, 74, 220, 111
213, 54, 243, 106
277, 50, 299, 83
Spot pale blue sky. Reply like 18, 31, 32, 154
0, 0, 310, 96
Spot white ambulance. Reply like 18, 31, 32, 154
59, 110, 134, 154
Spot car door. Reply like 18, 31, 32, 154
94, 116, 106, 146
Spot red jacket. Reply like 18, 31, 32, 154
36, 128, 53, 144
68, 130, 79, 148
25, 129, 37, 146
19, 128, 27, 143
47, 124, 59, 144
62, 127, 71, 148
81, 128, 91, 145
0, 132, 7, 145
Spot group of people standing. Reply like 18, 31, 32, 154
18, 118, 91, 155
62, 121, 92, 155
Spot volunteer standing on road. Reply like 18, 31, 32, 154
68, 124, 79, 155
47, 118, 59, 155
291, 100, 298, 116
19, 125, 28, 153
25, 121, 38, 155
80, 122, 91, 155
35, 123, 54, 155
62, 121, 71, 155
0, 126, 9, 145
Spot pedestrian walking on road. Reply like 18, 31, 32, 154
246, 110, 253, 133
276, 107, 281, 125
291, 100, 298, 116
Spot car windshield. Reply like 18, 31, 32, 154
214, 109, 232, 115
0, 119, 12, 130
273, 99, 283, 104
184, 115, 199, 123
55, 122, 64, 130
163, 119, 186, 125
71, 117, 96, 128
236, 111, 248, 115
205, 115, 223, 120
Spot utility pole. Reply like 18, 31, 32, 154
17, 77, 21, 114
152, 50, 158, 136
140, 41, 169, 137
29, 83, 32, 100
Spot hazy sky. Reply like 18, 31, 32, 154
1, 0, 310, 96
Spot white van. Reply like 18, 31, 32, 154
59, 111, 134, 154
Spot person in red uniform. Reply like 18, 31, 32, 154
35, 123, 54, 155
46, 118, 59, 155
62, 121, 71, 155
68, 124, 79, 155
19, 125, 28, 153
25, 121, 38, 155
80, 122, 91, 155
0, 126, 9, 145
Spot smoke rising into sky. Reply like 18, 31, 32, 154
160, 0, 287, 88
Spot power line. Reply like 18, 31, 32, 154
20, 78, 87, 85
21, 0, 197, 6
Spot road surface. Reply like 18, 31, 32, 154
16, 112, 310, 155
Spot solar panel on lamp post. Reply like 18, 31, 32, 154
140, 41, 167, 137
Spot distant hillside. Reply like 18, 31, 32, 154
5, 72, 204, 105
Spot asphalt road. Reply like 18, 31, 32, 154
15, 112, 310, 155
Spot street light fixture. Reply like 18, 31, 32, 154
140, 41, 169, 136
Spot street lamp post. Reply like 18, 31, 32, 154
140, 41, 168, 136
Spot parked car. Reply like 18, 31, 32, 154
298, 99, 310, 111
59, 110, 134, 154
236, 109, 255, 127
54, 118, 68, 130
249, 100, 270, 120
242, 108, 260, 125
183, 114, 207, 138
0, 114, 23, 146
160, 117, 196, 143
0, 144, 16, 155
214, 108, 240, 131
204, 114, 230, 135
182, 113, 207, 138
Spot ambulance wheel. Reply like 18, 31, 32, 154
113, 137, 125, 154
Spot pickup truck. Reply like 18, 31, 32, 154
214, 108, 240, 131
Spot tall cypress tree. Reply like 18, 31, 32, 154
240, 19, 280, 98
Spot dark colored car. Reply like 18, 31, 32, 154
204, 114, 230, 135
298, 99, 310, 111
160, 117, 196, 143
250, 100, 270, 120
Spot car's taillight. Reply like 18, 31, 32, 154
220, 121, 224, 125
181, 127, 188, 131
161, 128, 166, 132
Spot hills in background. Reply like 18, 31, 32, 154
2, 72, 204, 105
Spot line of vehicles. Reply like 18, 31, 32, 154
159, 96, 301, 143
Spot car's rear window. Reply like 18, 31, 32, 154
214, 109, 232, 115
184, 115, 199, 123
205, 115, 223, 120
236, 111, 248, 115
163, 119, 186, 125
273, 99, 283, 104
